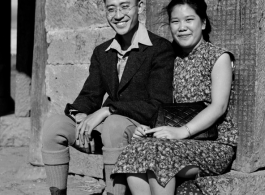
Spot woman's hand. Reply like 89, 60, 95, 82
145, 126, 189, 140
132, 125, 150, 139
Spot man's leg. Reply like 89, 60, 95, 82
100, 115, 139, 195
42, 114, 76, 194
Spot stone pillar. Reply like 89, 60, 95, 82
147, 0, 265, 173
207, 0, 265, 173
29, 0, 49, 166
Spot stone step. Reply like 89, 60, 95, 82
204, 170, 265, 195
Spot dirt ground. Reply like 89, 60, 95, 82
0, 147, 105, 195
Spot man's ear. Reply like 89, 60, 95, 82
202, 19, 206, 30
138, 0, 144, 14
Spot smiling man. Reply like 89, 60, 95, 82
41, 0, 175, 194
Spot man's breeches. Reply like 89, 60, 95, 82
42, 114, 138, 165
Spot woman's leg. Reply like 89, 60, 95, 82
42, 114, 76, 193
147, 170, 176, 195
127, 173, 151, 195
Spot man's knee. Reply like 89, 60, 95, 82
42, 114, 75, 151
101, 115, 137, 148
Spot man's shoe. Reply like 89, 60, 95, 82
49, 187, 67, 195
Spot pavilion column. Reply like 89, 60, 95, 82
29, 0, 49, 166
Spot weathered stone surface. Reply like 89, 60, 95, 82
0, 115, 30, 146
46, 0, 146, 31
15, 73, 31, 117
45, 0, 107, 31
199, 0, 265, 173
0, 146, 106, 195
15, 164, 46, 181
69, 147, 103, 179
67, 175, 105, 194
47, 28, 115, 65
213, 171, 265, 195
45, 64, 89, 116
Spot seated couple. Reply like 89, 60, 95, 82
41, 0, 238, 194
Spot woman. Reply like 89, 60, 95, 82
112, 0, 238, 194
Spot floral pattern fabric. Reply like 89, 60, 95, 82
112, 41, 238, 194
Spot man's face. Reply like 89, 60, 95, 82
105, 0, 142, 36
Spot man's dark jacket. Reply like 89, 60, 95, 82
65, 30, 175, 126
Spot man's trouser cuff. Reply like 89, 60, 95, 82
42, 147, 70, 165
102, 146, 125, 164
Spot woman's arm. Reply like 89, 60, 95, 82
184, 53, 232, 136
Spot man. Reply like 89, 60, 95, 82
42, 0, 175, 194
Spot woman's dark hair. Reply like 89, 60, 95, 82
166, 0, 211, 42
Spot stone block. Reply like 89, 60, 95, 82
15, 73, 31, 117
15, 164, 46, 181
45, 64, 89, 116
69, 147, 103, 179
47, 28, 115, 65
68, 175, 105, 194
45, 0, 146, 31
0, 115, 31, 146
208, 171, 265, 195
45, 0, 107, 31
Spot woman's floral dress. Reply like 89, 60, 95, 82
112, 41, 238, 194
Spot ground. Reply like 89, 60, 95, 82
0, 147, 105, 195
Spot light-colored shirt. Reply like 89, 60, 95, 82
106, 23, 153, 81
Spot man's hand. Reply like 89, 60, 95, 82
75, 113, 88, 123
75, 107, 110, 147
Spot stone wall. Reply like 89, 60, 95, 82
45, 0, 114, 116
207, 0, 265, 173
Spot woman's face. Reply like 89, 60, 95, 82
170, 4, 206, 53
